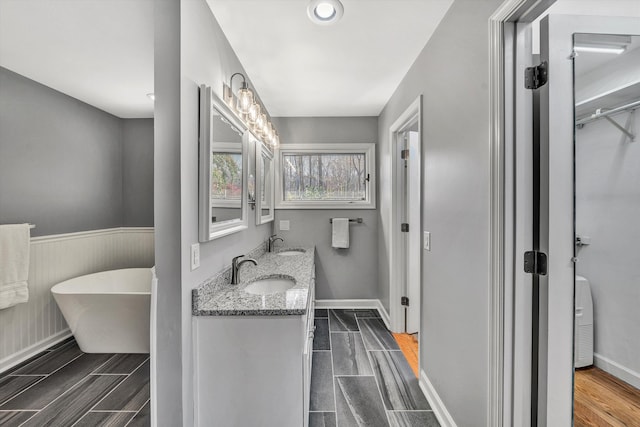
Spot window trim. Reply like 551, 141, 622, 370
275, 143, 376, 209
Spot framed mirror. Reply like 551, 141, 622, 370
255, 137, 275, 224
199, 85, 249, 241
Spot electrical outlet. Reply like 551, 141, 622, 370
280, 220, 290, 231
423, 231, 431, 251
191, 243, 200, 270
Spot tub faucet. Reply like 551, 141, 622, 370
231, 255, 257, 285
268, 234, 284, 252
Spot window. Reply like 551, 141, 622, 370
276, 143, 376, 209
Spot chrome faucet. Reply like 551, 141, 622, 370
231, 255, 258, 285
268, 234, 284, 252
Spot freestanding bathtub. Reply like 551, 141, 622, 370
51, 268, 151, 353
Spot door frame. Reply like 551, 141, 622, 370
489, 1, 557, 426
388, 95, 422, 338
492, 1, 640, 426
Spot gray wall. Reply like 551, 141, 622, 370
377, 0, 502, 425
0, 67, 123, 236
154, 0, 182, 425
575, 113, 640, 377
154, 1, 275, 424
0, 67, 154, 237
123, 119, 154, 226
272, 117, 379, 300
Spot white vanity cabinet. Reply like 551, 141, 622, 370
193, 277, 315, 427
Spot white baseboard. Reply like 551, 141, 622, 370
0, 329, 72, 373
593, 353, 640, 390
419, 369, 457, 427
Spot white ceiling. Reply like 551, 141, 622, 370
206, 0, 454, 117
0, 0, 154, 119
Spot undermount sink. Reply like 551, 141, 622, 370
244, 278, 295, 295
277, 249, 305, 256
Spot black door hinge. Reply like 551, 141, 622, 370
525, 61, 548, 89
401, 296, 409, 306
401, 149, 410, 160
524, 251, 548, 275
401, 223, 409, 232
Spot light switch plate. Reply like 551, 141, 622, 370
423, 231, 431, 251
191, 243, 200, 270
280, 220, 290, 231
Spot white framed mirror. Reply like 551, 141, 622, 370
199, 85, 249, 241
255, 137, 275, 224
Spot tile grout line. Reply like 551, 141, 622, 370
124, 397, 151, 426
328, 310, 339, 427
68, 374, 130, 427
357, 315, 394, 427
71, 355, 151, 426
17, 365, 125, 427
2, 343, 84, 407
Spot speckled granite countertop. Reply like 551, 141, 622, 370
192, 246, 315, 316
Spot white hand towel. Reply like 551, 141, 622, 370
331, 218, 350, 249
0, 224, 31, 309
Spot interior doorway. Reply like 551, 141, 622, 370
388, 96, 422, 340
505, 4, 640, 425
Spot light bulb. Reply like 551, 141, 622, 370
255, 113, 266, 135
315, 3, 335, 19
236, 84, 254, 114
248, 102, 260, 124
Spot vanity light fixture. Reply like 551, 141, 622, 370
574, 45, 626, 55
224, 73, 254, 114
223, 72, 279, 149
307, 0, 344, 25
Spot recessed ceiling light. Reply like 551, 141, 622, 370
307, 0, 344, 26
147, 93, 155, 101
574, 45, 626, 55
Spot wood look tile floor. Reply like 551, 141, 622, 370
574, 366, 640, 427
0, 338, 150, 427
310, 309, 438, 427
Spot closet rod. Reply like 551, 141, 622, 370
576, 99, 640, 126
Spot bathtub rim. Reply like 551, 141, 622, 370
51, 267, 152, 296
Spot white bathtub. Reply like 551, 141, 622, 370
51, 268, 151, 353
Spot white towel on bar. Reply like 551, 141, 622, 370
0, 224, 30, 309
331, 218, 350, 249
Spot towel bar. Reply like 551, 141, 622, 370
329, 218, 363, 224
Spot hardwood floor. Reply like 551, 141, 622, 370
574, 366, 640, 427
392, 333, 419, 378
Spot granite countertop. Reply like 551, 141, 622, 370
192, 246, 315, 316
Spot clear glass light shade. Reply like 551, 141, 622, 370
248, 102, 261, 124
236, 85, 254, 114
255, 113, 267, 135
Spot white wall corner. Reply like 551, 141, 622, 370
419, 369, 458, 427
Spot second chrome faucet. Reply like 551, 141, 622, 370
268, 234, 284, 252
231, 255, 257, 285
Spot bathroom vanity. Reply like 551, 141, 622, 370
192, 247, 315, 427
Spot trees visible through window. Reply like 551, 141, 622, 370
276, 143, 376, 209
282, 153, 366, 201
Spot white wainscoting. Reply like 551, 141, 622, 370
0, 227, 154, 372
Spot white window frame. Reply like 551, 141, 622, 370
275, 143, 376, 209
